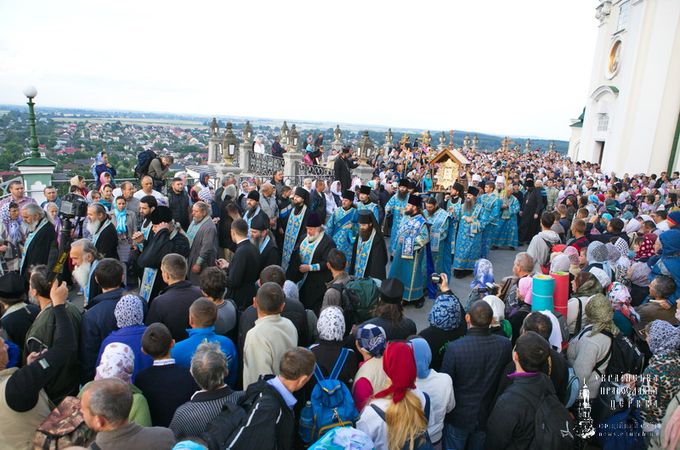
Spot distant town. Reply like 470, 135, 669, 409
0, 104, 568, 186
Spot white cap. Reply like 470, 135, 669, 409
495, 175, 506, 184
472, 173, 483, 182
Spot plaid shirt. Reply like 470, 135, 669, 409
441, 327, 512, 430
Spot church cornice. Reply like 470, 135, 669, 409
590, 85, 620, 101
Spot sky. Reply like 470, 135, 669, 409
0, 0, 598, 140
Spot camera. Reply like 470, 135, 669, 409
59, 193, 88, 220
431, 274, 442, 285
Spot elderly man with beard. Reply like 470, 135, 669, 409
357, 185, 380, 223
325, 189, 358, 265
86, 203, 118, 259
424, 196, 451, 290
350, 209, 387, 280
385, 179, 411, 257
286, 212, 336, 315
136, 206, 190, 302
187, 201, 217, 285
216, 218, 260, 311
388, 195, 430, 308
69, 239, 103, 307
79, 258, 127, 383
243, 189, 269, 233
19, 203, 57, 281
452, 186, 486, 278
250, 213, 281, 272
281, 187, 310, 270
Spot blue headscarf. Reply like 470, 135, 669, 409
428, 293, 463, 331
409, 337, 432, 379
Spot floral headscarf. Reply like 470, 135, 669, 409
317, 306, 345, 342
470, 259, 494, 289
585, 294, 619, 336
95, 342, 134, 383
428, 293, 463, 331
563, 246, 580, 266
647, 320, 680, 356
607, 282, 638, 324
614, 238, 630, 260
114, 294, 145, 328
0, 203, 22, 243
635, 233, 657, 261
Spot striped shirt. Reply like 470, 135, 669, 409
169, 386, 244, 438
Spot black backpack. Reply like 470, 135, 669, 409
200, 402, 247, 450
331, 277, 379, 328
596, 330, 646, 377
516, 387, 575, 450
134, 150, 157, 178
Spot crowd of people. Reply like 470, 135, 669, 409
0, 138, 680, 450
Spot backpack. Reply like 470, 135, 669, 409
540, 238, 556, 273
32, 396, 95, 450
299, 348, 359, 444
201, 402, 248, 450
516, 388, 575, 450
563, 366, 580, 408
596, 406, 644, 450
331, 278, 379, 327
134, 150, 157, 178
370, 392, 434, 450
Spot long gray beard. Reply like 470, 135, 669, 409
72, 261, 92, 288
307, 232, 321, 243
251, 236, 263, 248
27, 220, 38, 233
464, 199, 474, 213
86, 219, 101, 236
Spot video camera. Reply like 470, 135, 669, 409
58, 193, 88, 220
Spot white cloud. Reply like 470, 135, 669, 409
0, 0, 598, 139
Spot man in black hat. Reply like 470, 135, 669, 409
243, 189, 270, 233
443, 181, 465, 276
333, 146, 358, 192
0, 271, 39, 355
385, 178, 411, 257
286, 212, 336, 314
136, 205, 190, 302
325, 189, 358, 264
451, 186, 485, 278
350, 209, 387, 280
518, 178, 545, 245
357, 185, 380, 223
250, 213, 281, 271
281, 187, 310, 270
388, 194, 430, 308
362, 278, 416, 340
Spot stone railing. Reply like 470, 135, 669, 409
247, 152, 284, 177
295, 161, 334, 179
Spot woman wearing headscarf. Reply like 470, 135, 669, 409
418, 290, 466, 371
627, 320, 680, 443
356, 342, 434, 450
585, 241, 613, 281
483, 295, 512, 338
650, 228, 680, 308
110, 196, 137, 268
69, 175, 88, 197
567, 294, 619, 399
606, 282, 638, 337
352, 324, 388, 412
509, 276, 533, 344
0, 202, 25, 272
80, 342, 152, 426
466, 259, 494, 310
307, 306, 359, 394
612, 237, 632, 283
563, 245, 581, 276
409, 337, 455, 446
566, 271, 603, 336
635, 233, 658, 262
627, 261, 652, 306
96, 295, 152, 382
549, 253, 571, 274
325, 181, 342, 218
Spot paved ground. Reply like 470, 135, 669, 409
403, 245, 520, 331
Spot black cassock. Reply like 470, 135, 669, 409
349, 233, 388, 280
286, 233, 335, 315
20, 219, 58, 281
94, 221, 119, 259
259, 236, 282, 273
518, 188, 545, 244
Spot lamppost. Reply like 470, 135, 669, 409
24, 86, 40, 159
357, 131, 375, 164
289, 124, 299, 153
222, 122, 239, 166
280, 121, 290, 146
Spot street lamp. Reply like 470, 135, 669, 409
23, 86, 40, 159
222, 122, 239, 165
289, 124, 299, 152
357, 130, 375, 164
243, 120, 253, 143
280, 121, 289, 146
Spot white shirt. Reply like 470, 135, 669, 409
415, 371, 455, 443
133, 189, 167, 204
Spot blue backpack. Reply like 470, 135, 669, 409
299, 348, 359, 443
